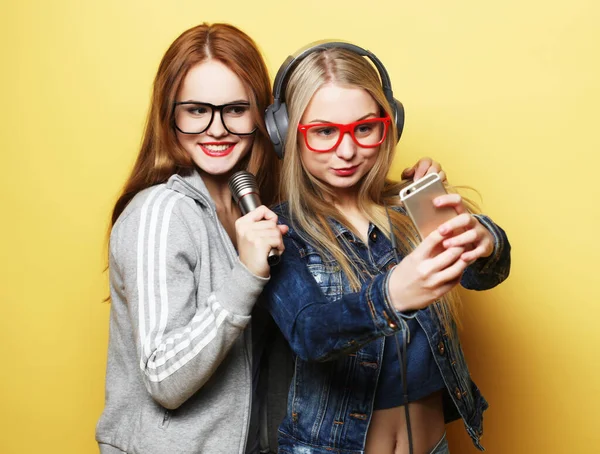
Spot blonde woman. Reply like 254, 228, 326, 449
262, 43, 511, 454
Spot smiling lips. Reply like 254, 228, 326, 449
332, 165, 359, 176
200, 142, 236, 157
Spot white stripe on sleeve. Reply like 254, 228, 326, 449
136, 186, 165, 370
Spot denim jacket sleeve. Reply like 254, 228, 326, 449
262, 232, 405, 363
460, 214, 511, 290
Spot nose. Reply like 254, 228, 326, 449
335, 132, 356, 160
206, 111, 227, 138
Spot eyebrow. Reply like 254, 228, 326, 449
307, 112, 379, 124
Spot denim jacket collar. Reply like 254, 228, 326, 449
328, 216, 377, 243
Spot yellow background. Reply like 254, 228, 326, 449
1, 0, 598, 452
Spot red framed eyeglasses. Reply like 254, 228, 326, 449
297, 116, 391, 153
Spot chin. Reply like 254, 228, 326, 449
195, 160, 235, 177
332, 176, 362, 187
193, 152, 239, 171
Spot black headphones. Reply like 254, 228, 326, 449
265, 41, 405, 159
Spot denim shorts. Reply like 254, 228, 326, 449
430, 432, 449, 454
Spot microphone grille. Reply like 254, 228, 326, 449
228, 171, 260, 203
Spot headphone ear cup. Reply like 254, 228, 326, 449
265, 103, 284, 159
265, 102, 290, 160
274, 103, 289, 156
393, 98, 405, 141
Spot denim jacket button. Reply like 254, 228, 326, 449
437, 341, 445, 355
455, 387, 462, 400
370, 231, 378, 242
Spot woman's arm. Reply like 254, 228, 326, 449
111, 195, 267, 409
263, 208, 476, 362
263, 233, 405, 363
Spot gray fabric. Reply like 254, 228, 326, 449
98, 443, 126, 454
96, 170, 291, 454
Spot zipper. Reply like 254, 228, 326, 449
209, 199, 252, 452
173, 174, 254, 452
161, 410, 171, 428
210, 207, 252, 453
241, 321, 253, 453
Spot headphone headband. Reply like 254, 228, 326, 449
272, 41, 394, 103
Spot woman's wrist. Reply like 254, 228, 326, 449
387, 266, 413, 313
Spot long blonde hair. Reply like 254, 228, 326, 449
281, 48, 468, 332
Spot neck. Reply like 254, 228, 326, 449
332, 189, 359, 215
199, 169, 235, 212
198, 168, 242, 247
332, 192, 370, 243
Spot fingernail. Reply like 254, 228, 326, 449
439, 226, 448, 234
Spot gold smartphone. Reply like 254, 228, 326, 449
399, 173, 457, 240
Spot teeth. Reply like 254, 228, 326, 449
203, 144, 232, 152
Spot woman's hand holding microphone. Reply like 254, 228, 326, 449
236, 206, 288, 278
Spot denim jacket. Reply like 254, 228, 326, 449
262, 203, 511, 453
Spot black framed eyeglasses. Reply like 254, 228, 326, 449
173, 101, 257, 135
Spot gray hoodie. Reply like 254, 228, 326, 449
96, 170, 291, 454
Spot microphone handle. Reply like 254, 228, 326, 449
237, 194, 281, 266
237, 193, 261, 214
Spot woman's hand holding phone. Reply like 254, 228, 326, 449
388, 227, 468, 312
433, 193, 494, 263
390, 173, 495, 312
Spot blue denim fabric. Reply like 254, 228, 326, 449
263, 204, 511, 453
430, 433, 450, 454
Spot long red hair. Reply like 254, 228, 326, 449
111, 23, 279, 225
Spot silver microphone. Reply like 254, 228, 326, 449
228, 171, 281, 266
